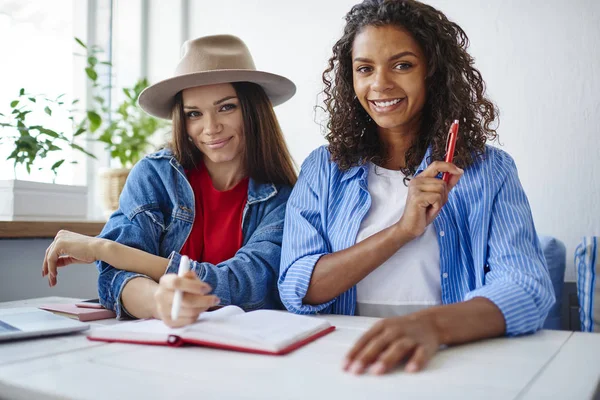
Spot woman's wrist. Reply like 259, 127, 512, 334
92, 238, 113, 264
420, 298, 506, 347
389, 221, 418, 246
422, 308, 450, 346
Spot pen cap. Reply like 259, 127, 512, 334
445, 120, 459, 153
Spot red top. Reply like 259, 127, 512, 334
180, 165, 249, 265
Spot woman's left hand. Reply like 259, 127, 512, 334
344, 313, 441, 375
42, 230, 103, 287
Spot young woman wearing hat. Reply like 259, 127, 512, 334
42, 35, 297, 328
278, 0, 554, 374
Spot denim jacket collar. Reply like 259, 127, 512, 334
149, 148, 277, 205
339, 145, 434, 182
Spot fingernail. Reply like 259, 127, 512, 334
350, 361, 364, 375
406, 362, 418, 373
369, 362, 386, 375
213, 297, 220, 306
342, 358, 351, 371
457, 168, 464, 174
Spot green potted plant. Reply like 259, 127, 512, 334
0, 88, 97, 221
76, 38, 168, 217
95, 78, 168, 217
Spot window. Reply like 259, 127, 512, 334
0, 0, 82, 185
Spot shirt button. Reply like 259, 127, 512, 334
440, 231, 445, 237
442, 273, 449, 279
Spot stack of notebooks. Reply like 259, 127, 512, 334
87, 305, 335, 355
39, 304, 116, 322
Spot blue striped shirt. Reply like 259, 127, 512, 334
279, 145, 555, 336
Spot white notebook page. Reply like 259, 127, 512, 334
182, 310, 330, 350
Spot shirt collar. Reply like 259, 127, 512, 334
415, 145, 433, 176
247, 179, 278, 204
339, 145, 433, 182
340, 163, 368, 182
164, 150, 277, 205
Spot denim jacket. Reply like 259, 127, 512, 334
96, 148, 292, 318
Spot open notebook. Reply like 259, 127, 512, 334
87, 306, 335, 355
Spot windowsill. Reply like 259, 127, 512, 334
0, 221, 107, 239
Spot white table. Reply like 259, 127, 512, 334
0, 297, 599, 400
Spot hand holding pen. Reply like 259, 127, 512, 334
395, 120, 463, 239
153, 255, 220, 328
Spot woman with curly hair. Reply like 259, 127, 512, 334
279, 0, 554, 375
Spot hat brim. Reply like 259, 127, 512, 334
137, 69, 296, 119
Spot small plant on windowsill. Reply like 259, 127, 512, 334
0, 88, 99, 221
0, 88, 97, 181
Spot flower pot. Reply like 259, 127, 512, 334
0, 179, 88, 221
99, 168, 130, 218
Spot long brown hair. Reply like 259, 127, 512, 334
322, 0, 498, 175
170, 82, 297, 186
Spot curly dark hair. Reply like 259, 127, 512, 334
322, 0, 498, 175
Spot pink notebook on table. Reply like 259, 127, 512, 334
39, 304, 116, 322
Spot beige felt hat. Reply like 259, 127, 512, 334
138, 34, 296, 119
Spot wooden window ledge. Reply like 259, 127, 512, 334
0, 221, 107, 239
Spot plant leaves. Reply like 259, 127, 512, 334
51, 160, 65, 170
75, 37, 87, 49
70, 143, 97, 159
10, 100, 19, 108
73, 126, 86, 136
19, 88, 24, 96
44, 106, 52, 116
85, 67, 98, 81
87, 111, 102, 132
37, 127, 59, 138
88, 56, 98, 66
99, 61, 112, 66
28, 97, 36, 103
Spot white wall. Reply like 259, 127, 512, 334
145, 0, 600, 281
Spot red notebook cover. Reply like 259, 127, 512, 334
39, 304, 116, 322
86, 308, 335, 355
88, 325, 336, 356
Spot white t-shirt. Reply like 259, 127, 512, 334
355, 163, 442, 318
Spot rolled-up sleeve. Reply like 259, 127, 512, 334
96, 209, 162, 319
278, 149, 335, 314
465, 153, 555, 335
96, 161, 164, 319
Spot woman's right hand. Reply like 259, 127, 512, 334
42, 230, 104, 287
153, 271, 220, 328
396, 161, 463, 239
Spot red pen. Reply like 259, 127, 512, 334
442, 120, 459, 183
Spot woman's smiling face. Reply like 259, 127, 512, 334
352, 24, 427, 135
182, 83, 245, 165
